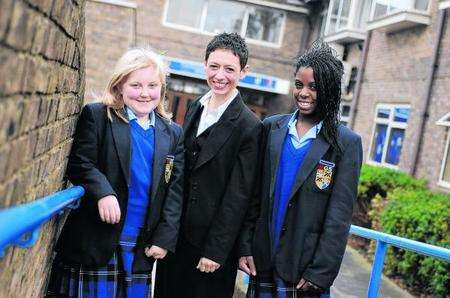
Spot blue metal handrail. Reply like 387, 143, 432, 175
349, 225, 450, 298
0, 186, 84, 257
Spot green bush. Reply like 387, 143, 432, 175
353, 165, 427, 228
381, 189, 450, 297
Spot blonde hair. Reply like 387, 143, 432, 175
102, 47, 172, 121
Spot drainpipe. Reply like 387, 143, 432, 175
410, 9, 446, 176
348, 30, 372, 129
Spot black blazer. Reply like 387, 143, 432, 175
55, 103, 184, 273
240, 113, 363, 289
181, 93, 262, 265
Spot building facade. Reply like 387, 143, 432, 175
319, 0, 450, 192
84, 0, 450, 191
85, 0, 316, 121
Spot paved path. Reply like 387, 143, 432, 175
234, 246, 414, 298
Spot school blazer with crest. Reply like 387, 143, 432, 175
240, 113, 363, 290
55, 103, 184, 273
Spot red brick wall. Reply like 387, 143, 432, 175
0, 0, 85, 296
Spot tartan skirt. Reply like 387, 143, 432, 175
246, 271, 331, 298
46, 234, 152, 298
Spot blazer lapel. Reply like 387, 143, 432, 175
288, 132, 330, 200
183, 100, 202, 133
268, 116, 290, 198
111, 110, 131, 185
151, 116, 171, 201
194, 94, 243, 170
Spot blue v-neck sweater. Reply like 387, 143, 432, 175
272, 135, 312, 253
121, 120, 155, 237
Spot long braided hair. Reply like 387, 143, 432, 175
295, 40, 344, 153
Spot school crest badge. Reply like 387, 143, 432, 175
165, 155, 175, 183
315, 160, 335, 190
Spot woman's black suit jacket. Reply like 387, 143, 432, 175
181, 94, 262, 265
240, 113, 363, 290
55, 103, 184, 273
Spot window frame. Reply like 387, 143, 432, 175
367, 103, 411, 169
437, 112, 450, 188
369, 0, 431, 21
162, 0, 286, 48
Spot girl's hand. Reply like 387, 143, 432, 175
145, 245, 168, 259
98, 195, 121, 224
239, 256, 256, 276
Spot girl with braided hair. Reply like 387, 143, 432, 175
239, 40, 363, 297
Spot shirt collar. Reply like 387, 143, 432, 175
199, 89, 238, 114
126, 107, 155, 130
288, 110, 323, 142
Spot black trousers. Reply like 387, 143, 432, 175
155, 236, 238, 298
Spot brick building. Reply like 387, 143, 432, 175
85, 0, 317, 121
84, 0, 450, 191
318, 0, 450, 192
0, 0, 85, 297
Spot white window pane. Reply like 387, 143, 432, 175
377, 108, 390, 119
204, 0, 245, 34
246, 7, 283, 43
386, 128, 405, 165
442, 138, 450, 182
166, 0, 205, 28
371, 124, 388, 162
373, 1, 388, 19
394, 107, 410, 123
414, 0, 429, 11
341, 0, 351, 18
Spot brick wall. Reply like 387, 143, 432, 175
0, 0, 85, 297
84, 0, 135, 102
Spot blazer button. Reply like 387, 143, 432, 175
282, 226, 287, 232
288, 203, 293, 208
191, 197, 197, 203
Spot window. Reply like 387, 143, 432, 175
164, 0, 285, 46
340, 103, 351, 125
370, 0, 429, 20
369, 105, 410, 167
437, 112, 450, 187
321, 0, 372, 43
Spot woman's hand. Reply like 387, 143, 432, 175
296, 278, 323, 292
145, 245, 168, 259
196, 257, 220, 273
98, 195, 121, 224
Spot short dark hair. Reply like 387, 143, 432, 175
295, 40, 344, 152
205, 32, 248, 69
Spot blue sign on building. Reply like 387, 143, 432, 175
166, 57, 290, 95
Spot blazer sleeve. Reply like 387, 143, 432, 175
150, 125, 185, 253
302, 134, 363, 289
202, 121, 263, 265
66, 104, 117, 202
238, 120, 270, 257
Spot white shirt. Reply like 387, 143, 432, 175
287, 111, 323, 149
126, 107, 155, 130
196, 89, 238, 137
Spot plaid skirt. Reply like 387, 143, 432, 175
246, 271, 331, 298
46, 234, 152, 298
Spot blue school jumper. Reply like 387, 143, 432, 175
249, 113, 330, 298
119, 109, 155, 297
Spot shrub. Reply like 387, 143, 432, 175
353, 165, 427, 228
380, 189, 450, 297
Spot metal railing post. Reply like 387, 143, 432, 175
367, 240, 388, 298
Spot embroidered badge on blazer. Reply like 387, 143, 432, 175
165, 155, 175, 183
315, 160, 335, 190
